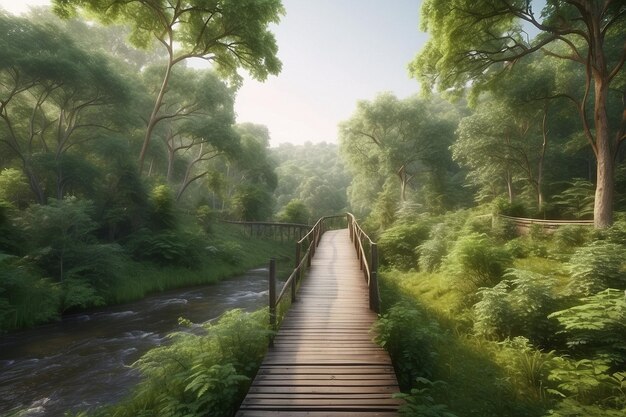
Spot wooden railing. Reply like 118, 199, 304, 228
496, 214, 594, 234
223, 220, 311, 241
347, 213, 380, 313
267, 213, 380, 344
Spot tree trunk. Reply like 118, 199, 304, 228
139, 57, 175, 174
591, 57, 615, 228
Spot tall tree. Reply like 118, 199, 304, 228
410, 0, 625, 227
0, 14, 131, 204
339, 93, 456, 204
53, 0, 284, 173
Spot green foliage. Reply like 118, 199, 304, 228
149, 185, 177, 231
473, 269, 559, 345
373, 302, 442, 390
126, 229, 205, 267
418, 223, 449, 272
493, 197, 528, 218
378, 222, 431, 270
546, 357, 625, 409
395, 377, 459, 417
552, 226, 592, 253
565, 241, 626, 296
195, 205, 215, 233
445, 233, 513, 291
497, 337, 557, 401
0, 257, 61, 331
104, 309, 270, 417
0, 168, 30, 208
548, 289, 626, 363
277, 199, 310, 224
231, 184, 273, 221
553, 179, 595, 220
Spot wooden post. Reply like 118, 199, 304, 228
293, 243, 301, 302
369, 243, 380, 313
269, 258, 276, 346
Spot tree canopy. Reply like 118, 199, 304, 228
411, 0, 625, 227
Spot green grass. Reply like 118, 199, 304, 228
379, 269, 549, 416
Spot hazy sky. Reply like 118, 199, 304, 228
0, 0, 428, 146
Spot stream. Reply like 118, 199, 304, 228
0, 267, 272, 416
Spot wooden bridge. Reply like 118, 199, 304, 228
236, 215, 401, 417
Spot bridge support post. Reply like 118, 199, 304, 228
369, 243, 380, 313
293, 243, 301, 302
269, 258, 276, 346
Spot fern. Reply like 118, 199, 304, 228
565, 241, 626, 296
548, 289, 626, 363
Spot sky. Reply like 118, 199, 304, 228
0, 0, 429, 147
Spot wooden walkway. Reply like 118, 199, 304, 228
236, 229, 401, 417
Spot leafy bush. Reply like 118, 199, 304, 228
379, 222, 431, 270
0, 257, 61, 331
497, 337, 557, 401
395, 377, 459, 417
473, 281, 513, 340
418, 223, 454, 272
105, 309, 271, 417
565, 241, 626, 296
553, 179, 595, 220
373, 302, 442, 390
492, 197, 527, 217
149, 184, 177, 230
552, 225, 591, 252
195, 205, 215, 234
445, 233, 513, 291
546, 357, 625, 409
277, 199, 310, 224
126, 229, 205, 267
591, 218, 626, 246
473, 269, 559, 346
548, 289, 626, 364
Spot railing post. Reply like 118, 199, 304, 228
369, 243, 380, 313
269, 258, 276, 346
293, 243, 301, 302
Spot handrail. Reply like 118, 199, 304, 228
346, 213, 380, 313
497, 214, 594, 226
267, 213, 380, 344
222, 220, 311, 241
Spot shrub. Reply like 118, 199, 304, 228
372, 302, 442, 390
473, 281, 513, 339
565, 241, 626, 296
195, 205, 215, 234
552, 225, 591, 252
492, 197, 527, 217
149, 184, 177, 230
548, 289, 626, 364
126, 229, 205, 267
105, 309, 270, 417
418, 223, 452, 272
0, 257, 61, 331
473, 269, 559, 346
445, 233, 513, 291
378, 222, 431, 270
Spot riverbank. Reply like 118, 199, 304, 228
0, 267, 281, 416
1, 222, 295, 333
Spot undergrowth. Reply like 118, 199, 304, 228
374, 211, 626, 417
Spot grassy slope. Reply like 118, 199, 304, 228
379, 265, 554, 417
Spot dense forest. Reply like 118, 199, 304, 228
1, 1, 625, 417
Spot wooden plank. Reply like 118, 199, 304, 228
236, 229, 400, 416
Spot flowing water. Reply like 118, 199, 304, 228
0, 267, 273, 416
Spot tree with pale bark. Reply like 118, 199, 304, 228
53, 0, 284, 173
411, 0, 625, 227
